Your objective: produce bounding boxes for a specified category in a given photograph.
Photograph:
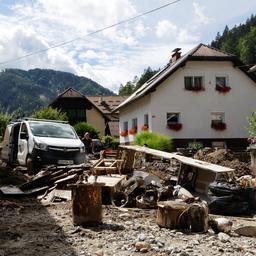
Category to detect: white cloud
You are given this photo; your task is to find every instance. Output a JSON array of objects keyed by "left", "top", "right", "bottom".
[
  {"left": 193, "top": 2, "right": 213, "bottom": 25},
  {"left": 177, "top": 29, "right": 200, "bottom": 43},
  {"left": 155, "top": 20, "right": 177, "bottom": 38}
]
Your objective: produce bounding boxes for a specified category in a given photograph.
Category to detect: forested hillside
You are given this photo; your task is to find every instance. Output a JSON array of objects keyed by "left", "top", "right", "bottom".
[
  {"left": 211, "top": 14, "right": 256, "bottom": 65},
  {"left": 0, "top": 68, "right": 114, "bottom": 115}
]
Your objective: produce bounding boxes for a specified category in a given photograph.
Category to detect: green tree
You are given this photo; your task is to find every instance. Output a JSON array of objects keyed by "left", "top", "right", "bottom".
[
  {"left": 73, "top": 122, "right": 99, "bottom": 139},
  {"left": 248, "top": 112, "right": 256, "bottom": 138},
  {"left": 118, "top": 81, "right": 135, "bottom": 96},
  {"left": 134, "top": 67, "right": 159, "bottom": 91},
  {"left": 31, "top": 107, "right": 68, "bottom": 121},
  {"left": 133, "top": 131, "right": 172, "bottom": 152},
  {"left": 0, "top": 111, "right": 14, "bottom": 140},
  {"left": 118, "top": 66, "right": 159, "bottom": 96},
  {"left": 239, "top": 27, "right": 256, "bottom": 64}
]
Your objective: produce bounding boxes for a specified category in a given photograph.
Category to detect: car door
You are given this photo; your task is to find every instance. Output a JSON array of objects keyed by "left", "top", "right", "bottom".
[
  {"left": 17, "top": 123, "right": 29, "bottom": 166},
  {"left": 1, "top": 124, "right": 13, "bottom": 163}
]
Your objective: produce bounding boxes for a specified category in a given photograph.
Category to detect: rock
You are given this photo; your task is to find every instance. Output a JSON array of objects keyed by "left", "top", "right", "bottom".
[
  {"left": 234, "top": 226, "right": 256, "bottom": 237},
  {"left": 135, "top": 241, "right": 151, "bottom": 252},
  {"left": 137, "top": 233, "right": 146, "bottom": 241},
  {"left": 209, "top": 217, "right": 233, "bottom": 234},
  {"left": 119, "top": 213, "right": 131, "bottom": 218},
  {"left": 218, "top": 232, "right": 230, "bottom": 243}
]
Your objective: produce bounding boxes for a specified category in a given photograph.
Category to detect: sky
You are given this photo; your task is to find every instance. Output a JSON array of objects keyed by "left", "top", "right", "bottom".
[{"left": 0, "top": 0, "right": 256, "bottom": 93}]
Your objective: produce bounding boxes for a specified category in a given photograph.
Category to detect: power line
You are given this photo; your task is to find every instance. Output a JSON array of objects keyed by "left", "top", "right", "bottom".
[{"left": 0, "top": 0, "right": 183, "bottom": 66}]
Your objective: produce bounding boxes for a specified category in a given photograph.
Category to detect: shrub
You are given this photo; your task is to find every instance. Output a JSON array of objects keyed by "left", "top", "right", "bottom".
[
  {"left": 0, "top": 111, "right": 14, "bottom": 140},
  {"left": 73, "top": 122, "right": 99, "bottom": 139},
  {"left": 101, "top": 135, "right": 119, "bottom": 149},
  {"left": 31, "top": 107, "right": 68, "bottom": 121},
  {"left": 133, "top": 131, "right": 172, "bottom": 152}
]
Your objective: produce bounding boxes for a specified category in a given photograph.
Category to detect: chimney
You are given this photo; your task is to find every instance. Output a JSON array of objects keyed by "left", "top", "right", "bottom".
[{"left": 171, "top": 48, "right": 181, "bottom": 63}]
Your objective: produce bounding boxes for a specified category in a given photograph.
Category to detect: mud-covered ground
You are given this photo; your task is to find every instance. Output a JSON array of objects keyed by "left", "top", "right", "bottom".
[{"left": 0, "top": 197, "right": 256, "bottom": 256}]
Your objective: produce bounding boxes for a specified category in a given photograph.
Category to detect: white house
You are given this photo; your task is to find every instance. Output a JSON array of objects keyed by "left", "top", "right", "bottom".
[{"left": 114, "top": 44, "right": 256, "bottom": 150}]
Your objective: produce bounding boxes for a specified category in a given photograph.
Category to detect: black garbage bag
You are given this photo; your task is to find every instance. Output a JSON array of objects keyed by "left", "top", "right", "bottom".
[
  {"left": 209, "top": 181, "right": 247, "bottom": 197},
  {"left": 208, "top": 195, "right": 250, "bottom": 216}
]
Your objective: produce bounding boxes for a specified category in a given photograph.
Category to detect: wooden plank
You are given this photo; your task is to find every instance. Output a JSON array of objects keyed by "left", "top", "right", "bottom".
[{"left": 0, "top": 186, "right": 25, "bottom": 195}]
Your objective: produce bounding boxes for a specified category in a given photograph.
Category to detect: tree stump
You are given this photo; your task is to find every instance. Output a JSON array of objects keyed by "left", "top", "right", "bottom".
[
  {"left": 156, "top": 201, "right": 190, "bottom": 229},
  {"left": 69, "top": 183, "right": 103, "bottom": 226}
]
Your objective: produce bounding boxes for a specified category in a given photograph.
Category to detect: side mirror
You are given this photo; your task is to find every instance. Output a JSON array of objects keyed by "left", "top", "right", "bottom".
[{"left": 20, "top": 132, "right": 28, "bottom": 140}]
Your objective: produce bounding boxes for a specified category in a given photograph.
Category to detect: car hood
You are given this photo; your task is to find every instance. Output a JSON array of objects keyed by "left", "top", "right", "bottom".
[{"left": 34, "top": 137, "right": 83, "bottom": 148}]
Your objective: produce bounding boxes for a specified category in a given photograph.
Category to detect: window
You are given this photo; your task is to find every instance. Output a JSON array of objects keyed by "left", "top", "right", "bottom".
[
  {"left": 167, "top": 113, "right": 182, "bottom": 131},
  {"left": 184, "top": 76, "right": 204, "bottom": 91},
  {"left": 144, "top": 114, "right": 149, "bottom": 126},
  {"left": 167, "top": 113, "right": 180, "bottom": 124},
  {"left": 132, "top": 118, "right": 138, "bottom": 129},
  {"left": 129, "top": 118, "right": 138, "bottom": 135},
  {"left": 215, "top": 76, "right": 231, "bottom": 93},
  {"left": 123, "top": 121, "right": 128, "bottom": 132},
  {"left": 216, "top": 76, "right": 227, "bottom": 88},
  {"left": 211, "top": 112, "right": 224, "bottom": 125},
  {"left": 211, "top": 112, "right": 226, "bottom": 130},
  {"left": 20, "top": 123, "right": 28, "bottom": 139},
  {"left": 120, "top": 121, "right": 128, "bottom": 137}
]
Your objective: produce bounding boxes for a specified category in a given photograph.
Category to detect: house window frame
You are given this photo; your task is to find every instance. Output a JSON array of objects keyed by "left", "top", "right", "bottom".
[
  {"left": 184, "top": 75, "right": 204, "bottom": 91},
  {"left": 211, "top": 112, "right": 226, "bottom": 130},
  {"left": 144, "top": 114, "right": 149, "bottom": 126},
  {"left": 211, "top": 112, "right": 225, "bottom": 125},
  {"left": 167, "top": 112, "right": 182, "bottom": 131},
  {"left": 167, "top": 112, "right": 180, "bottom": 124},
  {"left": 215, "top": 75, "right": 231, "bottom": 93},
  {"left": 123, "top": 121, "right": 128, "bottom": 132}
]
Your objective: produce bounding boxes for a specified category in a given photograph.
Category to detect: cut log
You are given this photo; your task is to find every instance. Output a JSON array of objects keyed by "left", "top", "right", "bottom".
[
  {"left": 68, "top": 183, "right": 103, "bottom": 226},
  {"left": 156, "top": 201, "right": 190, "bottom": 229}
]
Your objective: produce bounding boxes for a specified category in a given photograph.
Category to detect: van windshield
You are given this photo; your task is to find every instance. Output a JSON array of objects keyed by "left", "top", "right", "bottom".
[{"left": 29, "top": 122, "right": 77, "bottom": 139}]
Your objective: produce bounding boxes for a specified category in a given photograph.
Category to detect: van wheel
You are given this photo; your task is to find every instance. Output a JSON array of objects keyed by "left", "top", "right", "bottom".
[{"left": 26, "top": 156, "right": 40, "bottom": 175}]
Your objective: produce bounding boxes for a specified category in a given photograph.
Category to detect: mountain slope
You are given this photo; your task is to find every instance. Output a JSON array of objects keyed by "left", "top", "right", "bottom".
[{"left": 0, "top": 68, "right": 114, "bottom": 115}]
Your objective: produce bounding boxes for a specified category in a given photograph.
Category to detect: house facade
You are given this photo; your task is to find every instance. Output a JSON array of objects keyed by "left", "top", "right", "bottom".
[
  {"left": 50, "top": 88, "right": 127, "bottom": 137},
  {"left": 115, "top": 44, "right": 256, "bottom": 150}
]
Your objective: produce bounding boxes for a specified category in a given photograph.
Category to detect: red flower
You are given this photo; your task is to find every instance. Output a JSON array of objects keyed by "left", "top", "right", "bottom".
[
  {"left": 120, "top": 130, "right": 128, "bottom": 137},
  {"left": 211, "top": 122, "right": 226, "bottom": 130},
  {"left": 129, "top": 127, "right": 137, "bottom": 135},
  {"left": 216, "top": 86, "right": 231, "bottom": 93},
  {"left": 167, "top": 123, "right": 182, "bottom": 131},
  {"left": 141, "top": 124, "right": 149, "bottom": 131}
]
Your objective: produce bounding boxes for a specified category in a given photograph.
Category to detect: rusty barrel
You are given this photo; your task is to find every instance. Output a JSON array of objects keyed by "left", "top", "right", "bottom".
[{"left": 69, "top": 183, "right": 103, "bottom": 226}]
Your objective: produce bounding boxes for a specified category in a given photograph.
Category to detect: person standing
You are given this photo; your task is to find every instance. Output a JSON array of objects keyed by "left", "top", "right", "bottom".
[{"left": 82, "top": 132, "right": 93, "bottom": 154}]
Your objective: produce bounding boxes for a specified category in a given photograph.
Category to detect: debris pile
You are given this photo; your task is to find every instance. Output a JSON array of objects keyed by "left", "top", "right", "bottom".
[{"left": 194, "top": 148, "right": 252, "bottom": 177}]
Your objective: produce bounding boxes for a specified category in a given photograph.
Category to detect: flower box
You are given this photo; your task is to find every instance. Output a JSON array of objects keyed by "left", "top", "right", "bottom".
[
  {"left": 141, "top": 124, "right": 149, "bottom": 131},
  {"left": 186, "top": 86, "right": 204, "bottom": 92},
  {"left": 120, "top": 130, "right": 128, "bottom": 137},
  {"left": 211, "top": 122, "right": 226, "bottom": 130},
  {"left": 129, "top": 127, "right": 137, "bottom": 135},
  {"left": 167, "top": 123, "right": 182, "bottom": 131},
  {"left": 216, "top": 85, "right": 231, "bottom": 93}
]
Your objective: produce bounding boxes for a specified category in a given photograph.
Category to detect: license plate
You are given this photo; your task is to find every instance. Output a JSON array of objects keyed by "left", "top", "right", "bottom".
[{"left": 58, "top": 160, "right": 74, "bottom": 165}]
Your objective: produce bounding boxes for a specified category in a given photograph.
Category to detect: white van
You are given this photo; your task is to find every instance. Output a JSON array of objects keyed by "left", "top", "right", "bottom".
[{"left": 0, "top": 118, "right": 85, "bottom": 174}]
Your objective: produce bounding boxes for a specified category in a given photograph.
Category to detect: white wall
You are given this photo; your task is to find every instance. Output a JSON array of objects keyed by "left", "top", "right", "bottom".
[
  {"left": 119, "top": 95, "right": 151, "bottom": 143},
  {"left": 119, "top": 60, "right": 256, "bottom": 143}
]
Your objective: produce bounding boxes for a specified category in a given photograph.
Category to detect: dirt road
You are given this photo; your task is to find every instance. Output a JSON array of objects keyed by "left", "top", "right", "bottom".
[{"left": 0, "top": 197, "right": 256, "bottom": 256}]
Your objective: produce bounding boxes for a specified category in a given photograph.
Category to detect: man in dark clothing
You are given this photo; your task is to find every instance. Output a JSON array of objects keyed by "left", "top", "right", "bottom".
[{"left": 82, "top": 132, "right": 93, "bottom": 154}]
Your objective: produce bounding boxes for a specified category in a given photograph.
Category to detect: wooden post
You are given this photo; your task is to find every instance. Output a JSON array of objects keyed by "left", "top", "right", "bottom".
[{"left": 69, "top": 183, "right": 103, "bottom": 226}]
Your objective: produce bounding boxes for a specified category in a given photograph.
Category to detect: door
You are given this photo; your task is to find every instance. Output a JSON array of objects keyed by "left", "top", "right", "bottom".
[
  {"left": 1, "top": 124, "right": 13, "bottom": 162},
  {"left": 17, "top": 123, "right": 29, "bottom": 166}
]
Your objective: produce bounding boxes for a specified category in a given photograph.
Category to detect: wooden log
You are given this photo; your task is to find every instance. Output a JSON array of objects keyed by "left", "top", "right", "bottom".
[
  {"left": 69, "top": 183, "right": 103, "bottom": 226},
  {"left": 156, "top": 201, "right": 190, "bottom": 229}
]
